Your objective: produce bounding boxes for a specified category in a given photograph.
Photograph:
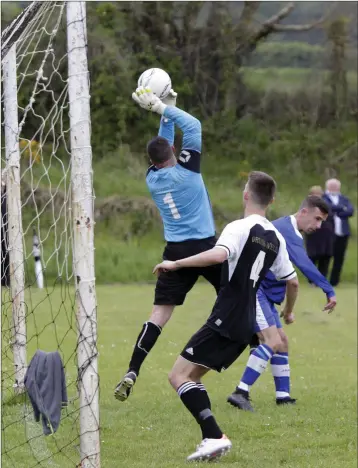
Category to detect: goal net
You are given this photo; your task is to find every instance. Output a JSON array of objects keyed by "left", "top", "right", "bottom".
[{"left": 1, "top": 2, "right": 100, "bottom": 467}]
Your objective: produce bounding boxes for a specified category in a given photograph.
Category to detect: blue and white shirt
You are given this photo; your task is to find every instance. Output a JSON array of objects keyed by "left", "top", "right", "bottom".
[
  {"left": 261, "top": 215, "right": 335, "bottom": 304},
  {"left": 146, "top": 106, "right": 215, "bottom": 242}
]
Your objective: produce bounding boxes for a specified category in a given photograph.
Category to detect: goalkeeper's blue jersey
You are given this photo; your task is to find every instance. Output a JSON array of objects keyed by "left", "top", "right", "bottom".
[{"left": 146, "top": 106, "right": 215, "bottom": 243}]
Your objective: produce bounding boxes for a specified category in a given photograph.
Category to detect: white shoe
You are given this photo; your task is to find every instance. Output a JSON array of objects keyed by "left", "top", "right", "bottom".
[{"left": 187, "top": 435, "right": 232, "bottom": 462}]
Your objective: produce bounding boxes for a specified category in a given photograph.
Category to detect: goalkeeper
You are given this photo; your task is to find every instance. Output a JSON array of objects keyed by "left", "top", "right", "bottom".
[{"left": 115, "top": 87, "right": 222, "bottom": 402}]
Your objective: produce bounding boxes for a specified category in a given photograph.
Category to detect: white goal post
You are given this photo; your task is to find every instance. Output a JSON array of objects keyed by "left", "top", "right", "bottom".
[
  {"left": 3, "top": 44, "right": 27, "bottom": 396},
  {"left": 67, "top": 2, "right": 100, "bottom": 466},
  {"left": 1, "top": 2, "right": 100, "bottom": 467}
]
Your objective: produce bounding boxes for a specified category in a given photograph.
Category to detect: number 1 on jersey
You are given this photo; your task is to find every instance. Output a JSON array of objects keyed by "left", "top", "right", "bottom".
[
  {"left": 250, "top": 250, "right": 266, "bottom": 287},
  {"left": 163, "top": 192, "right": 181, "bottom": 219}
]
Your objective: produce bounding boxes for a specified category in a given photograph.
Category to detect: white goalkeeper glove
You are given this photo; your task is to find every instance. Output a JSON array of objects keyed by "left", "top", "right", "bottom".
[
  {"left": 132, "top": 86, "right": 167, "bottom": 115},
  {"left": 162, "top": 89, "right": 177, "bottom": 107}
]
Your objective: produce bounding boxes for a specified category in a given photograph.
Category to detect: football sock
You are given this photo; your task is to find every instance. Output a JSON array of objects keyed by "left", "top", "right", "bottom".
[
  {"left": 197, "top": 383, "right": 211, "bottom": 410},
  {"left": 128, "top": 321, "right": 162, "bottom": 376},
  {"left": 237, "top": 344, "right": 274, "bottom": 393},
  {"left": 177, "top": 382, "right": 222, "bottom": 439},
  {"left": 270, "top": 352, "right": 291, "bottom": 399}
]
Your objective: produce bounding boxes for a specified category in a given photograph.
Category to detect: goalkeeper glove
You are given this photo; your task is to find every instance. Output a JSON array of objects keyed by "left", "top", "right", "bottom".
[
  {"left": 132, "top": 86, "right": 166, "bottom": 115},
  {"left": 162, "top": 89, "right": 177, "bottom": 107}
]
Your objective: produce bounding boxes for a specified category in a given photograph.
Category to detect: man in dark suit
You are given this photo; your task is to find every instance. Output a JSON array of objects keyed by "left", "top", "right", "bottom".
[
  {"left": 323, "top": 178, "right": 354, "bottom": 286},
  {"left": 306, "top": 186, "right": 334, "bottom": 278}
]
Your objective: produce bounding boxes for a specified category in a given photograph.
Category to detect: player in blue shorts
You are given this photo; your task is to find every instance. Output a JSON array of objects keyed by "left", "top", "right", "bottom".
[
  {"left": 227, "top": 195, "right": 337, "bottom": 411},
  {"left": 115, "top": 87, "right": 222, "bottom": 402}
]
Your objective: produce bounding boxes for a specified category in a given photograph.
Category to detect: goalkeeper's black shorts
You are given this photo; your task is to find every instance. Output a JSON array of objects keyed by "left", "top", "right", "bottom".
[{"left": 154, "top": 236, "right": 222, "bottom": 306}]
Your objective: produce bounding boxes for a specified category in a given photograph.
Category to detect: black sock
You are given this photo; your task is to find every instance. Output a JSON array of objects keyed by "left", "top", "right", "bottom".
[
  {"left": 128, "top": 321, "right": 162, "bottom": 376},
  {"left": 197, "top": 383, "right": 211, "bottom": 410},
  {"left": 177, "top": 382, "right": 223, "bottom": 439}
]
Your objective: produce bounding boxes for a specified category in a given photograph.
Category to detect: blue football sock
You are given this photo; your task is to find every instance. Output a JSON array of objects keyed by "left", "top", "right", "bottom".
[
  {"left": 271, "top": 352, "right": 290, "bottom": 399},
  {"left": 237, "top": 344, "right": 274, "bottom": 393}
]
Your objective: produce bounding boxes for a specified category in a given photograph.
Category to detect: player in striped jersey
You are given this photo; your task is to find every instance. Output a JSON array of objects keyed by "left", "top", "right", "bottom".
[{"left": 153, "top": 171, "right": 298, "bottom": 461}]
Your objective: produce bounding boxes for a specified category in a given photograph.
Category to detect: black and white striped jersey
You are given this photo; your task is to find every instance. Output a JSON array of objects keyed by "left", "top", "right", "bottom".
[{"left": 206, "top": 214, "right": 296, "bottom": 342}]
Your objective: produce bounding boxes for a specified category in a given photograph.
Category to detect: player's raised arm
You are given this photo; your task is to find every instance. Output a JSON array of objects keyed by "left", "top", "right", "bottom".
[
  {"left": 158, "top": 89, "right": 177, "bottom": 146},
  {"left": 132, "top": 86, "right": 202, "bottom": 172},
  {"left": 163, "top": 106, "right": 201, "bottom": 153},
  {"left": 158, "top": 115, "right": 174, "bottom": 147},
  {"left": 162, "top": 105, "right": 202, "bottom": 173}
]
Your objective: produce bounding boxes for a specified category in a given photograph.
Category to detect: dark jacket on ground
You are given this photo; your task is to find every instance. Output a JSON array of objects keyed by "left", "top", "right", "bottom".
[{"left": 24, "top": 350, "right": 68, "bottom": 435}]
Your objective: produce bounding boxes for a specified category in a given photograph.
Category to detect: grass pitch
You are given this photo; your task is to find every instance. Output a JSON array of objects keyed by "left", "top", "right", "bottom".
[{"left": 1, "top": 282, "right": 357, "bottom": 467}]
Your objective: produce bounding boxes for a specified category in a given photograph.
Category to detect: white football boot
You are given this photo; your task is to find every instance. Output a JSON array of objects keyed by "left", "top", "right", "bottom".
[{"left": 187, "top": 435, "right": 232, "bottom": 462}]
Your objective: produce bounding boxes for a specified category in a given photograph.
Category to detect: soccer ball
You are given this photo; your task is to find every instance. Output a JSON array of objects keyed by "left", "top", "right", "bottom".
[{"left": 137, "top": 68, "right": 172, "bottom": 100}]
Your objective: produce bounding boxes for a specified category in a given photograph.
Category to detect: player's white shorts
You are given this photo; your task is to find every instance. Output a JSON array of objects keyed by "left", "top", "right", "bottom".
[{"left": 255, "top": 288, "right": 282, "bottom": 332}]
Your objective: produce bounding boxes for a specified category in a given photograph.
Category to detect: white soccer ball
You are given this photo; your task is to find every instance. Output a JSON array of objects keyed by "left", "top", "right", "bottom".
[{"left": 137, "top": 68, "right": 172, "bottom": 100}]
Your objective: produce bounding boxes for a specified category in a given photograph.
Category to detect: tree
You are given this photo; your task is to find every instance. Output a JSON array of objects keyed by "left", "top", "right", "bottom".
[
  {"left": 2, "top": 1, "right": 340, "bottom": 153},
  {"left": 94, "top": 1, "right": 335, "bottom": 120},
  {"left": 327, "top": 17, "right": 349, "bottom": 119}
]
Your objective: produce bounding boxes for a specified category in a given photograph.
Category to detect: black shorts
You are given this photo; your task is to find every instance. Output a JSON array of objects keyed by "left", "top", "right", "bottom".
[
  {"left": 154, "top": 236, "right": 222, "bottom": 306},
  {"left": 180, "top": 324, "right": 247, "bottom": 372}
]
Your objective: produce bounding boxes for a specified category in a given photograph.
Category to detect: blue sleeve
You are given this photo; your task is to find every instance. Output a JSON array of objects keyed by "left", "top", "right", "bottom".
[
  {"left": 163, "top": 106, "right": 201, "bottom": 153},
  {"left": 287, "top": 236, "right": 336, "bottom": 298},
  {"left": 323, "top": 196, "right": 339, "bottom": 213},
  {"left": 329, "top": 204, "right": 341, "bottom": 213},
  {"left": 337, "top": 198, "right": 354, "bottom": 218},
  {"left": 158, "top": 116, "right": 174, "bottom": 146}
]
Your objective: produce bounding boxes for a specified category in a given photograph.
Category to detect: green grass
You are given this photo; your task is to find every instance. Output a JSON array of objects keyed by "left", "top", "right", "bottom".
[{"left": 2, "top": 283, "right": 357, "bottom": 467}]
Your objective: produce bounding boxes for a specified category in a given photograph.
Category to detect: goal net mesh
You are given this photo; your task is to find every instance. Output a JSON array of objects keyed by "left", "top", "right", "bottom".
[{"left": 1, "top": 2, "right": 99, "bottom": 467}]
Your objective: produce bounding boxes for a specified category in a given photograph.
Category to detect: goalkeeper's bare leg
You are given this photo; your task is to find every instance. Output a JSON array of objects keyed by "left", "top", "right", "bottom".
[{"left": 114, "top": 304, "right": 174, "bottom": 401}]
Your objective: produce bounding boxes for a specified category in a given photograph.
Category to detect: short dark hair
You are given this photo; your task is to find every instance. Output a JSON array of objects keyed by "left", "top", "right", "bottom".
[
  {"left": 300, "top": 195, "right": 329, "bottom": 215},
  {"left": 147, "top": 136, "right": 173, "bottom": 164},
  {"left": 247, "top": 171, "right": 276, "bottom": 207}
]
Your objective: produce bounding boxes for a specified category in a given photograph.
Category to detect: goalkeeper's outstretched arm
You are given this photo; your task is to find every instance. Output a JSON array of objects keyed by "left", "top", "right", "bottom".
[
  {"left": 132, "top": 87, "right": 201, "bottom": 169},
  {"left": 163, "top": 106, "right": 201, "bottom": 154},
  {"left": 158, "top": 116, "right": 175, "bottom": 146},
  {"left": 158, "top": 89, "right": 177, "bottom": 146}
]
